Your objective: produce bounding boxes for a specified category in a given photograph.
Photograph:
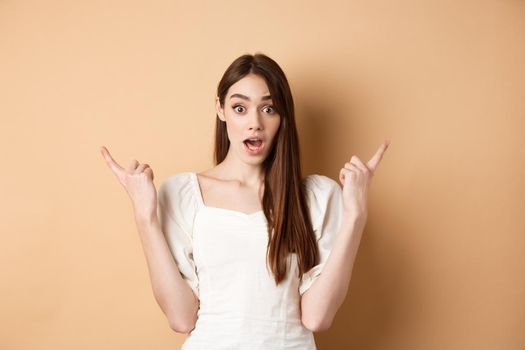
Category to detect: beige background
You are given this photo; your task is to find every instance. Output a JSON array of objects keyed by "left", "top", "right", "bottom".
[{"left": 1, "top": 0, "right": 524, "bottom": 349}]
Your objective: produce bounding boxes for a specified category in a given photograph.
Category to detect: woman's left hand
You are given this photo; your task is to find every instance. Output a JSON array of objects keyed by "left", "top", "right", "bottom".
[{"left": 338, "top": 140, "right": 390, "bottom": 223}]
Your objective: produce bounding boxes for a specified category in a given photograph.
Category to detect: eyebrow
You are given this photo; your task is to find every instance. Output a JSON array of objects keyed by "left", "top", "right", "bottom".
[{"left": 229, "top": 93, "right": 272, "bottom": 102}]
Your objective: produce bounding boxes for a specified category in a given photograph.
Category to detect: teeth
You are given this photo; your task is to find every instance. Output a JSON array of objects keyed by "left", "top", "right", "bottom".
[{"left": 244, "top": 138, "right": 263, "bottom": 151}]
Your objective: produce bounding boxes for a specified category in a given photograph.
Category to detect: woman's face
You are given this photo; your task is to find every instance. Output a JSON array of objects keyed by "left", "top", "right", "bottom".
[{"left": 216, "top": 73, "right": 281, "bottom": 165}]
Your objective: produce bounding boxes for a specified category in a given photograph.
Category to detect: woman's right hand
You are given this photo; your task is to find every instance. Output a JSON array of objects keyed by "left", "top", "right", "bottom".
[{"left": 100, "top": 146, "right": 158, "bottom": 224}]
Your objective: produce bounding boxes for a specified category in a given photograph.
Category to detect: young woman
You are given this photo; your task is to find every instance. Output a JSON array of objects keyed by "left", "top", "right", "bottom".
[{"left": 100, "top": 53, "right": 389, "bottom": 349}]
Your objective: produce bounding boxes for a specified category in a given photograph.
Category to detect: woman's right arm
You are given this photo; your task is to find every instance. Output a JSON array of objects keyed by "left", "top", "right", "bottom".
[
  {"left": 99, "top": 146, "right": 198, "bottom": 334},
  {"left": 135, "top": 216, "right": 199, "bottom": 334}
]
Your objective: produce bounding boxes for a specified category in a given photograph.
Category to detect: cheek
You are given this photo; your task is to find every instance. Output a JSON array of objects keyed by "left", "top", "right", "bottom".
[
  {"left": 269, "top": 118, "right": 281, "bottom": 137},
  {"left": 225, "top": 119, "right": 243, "bottom": 141}
]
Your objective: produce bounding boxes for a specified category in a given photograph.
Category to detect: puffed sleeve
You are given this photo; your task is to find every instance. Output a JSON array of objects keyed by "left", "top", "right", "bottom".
[
  {"left": 156, "top": 172, "right": 200, "bottom": 298},
  {"left": 299, "top": 174, "right": 344, "bottom": 296}
]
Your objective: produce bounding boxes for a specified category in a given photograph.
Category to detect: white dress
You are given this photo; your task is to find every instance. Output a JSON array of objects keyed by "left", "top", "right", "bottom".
[{"left": 156, "top": 172, "right": 344, "bottom": 349}]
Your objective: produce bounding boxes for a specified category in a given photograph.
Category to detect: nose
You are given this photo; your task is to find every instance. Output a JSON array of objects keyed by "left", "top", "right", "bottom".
[{"left": 247, "top": 110, "right": 263, "bottom": 131}]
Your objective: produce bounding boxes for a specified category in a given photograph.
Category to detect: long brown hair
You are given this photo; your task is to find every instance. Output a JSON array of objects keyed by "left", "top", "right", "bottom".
[{"left": 213, "top": 53, "right": 319, "bottom": 286}]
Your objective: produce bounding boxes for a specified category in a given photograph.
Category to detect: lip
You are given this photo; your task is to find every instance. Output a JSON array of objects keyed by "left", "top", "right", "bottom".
[
  {"left": 243, "top": 135, "right": 265, "bottom": 142},
  {"left": 242, "top": 139, "right": 265, "bottom": 155}
]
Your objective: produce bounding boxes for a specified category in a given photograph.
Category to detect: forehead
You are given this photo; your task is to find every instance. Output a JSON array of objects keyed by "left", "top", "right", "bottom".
[{"left": 227, "top": 74, "right": 271, "bottom": 100}]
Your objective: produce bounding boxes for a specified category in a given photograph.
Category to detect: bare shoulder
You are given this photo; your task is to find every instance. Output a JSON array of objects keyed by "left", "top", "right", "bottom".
[{"left": 196, "top": 167, "right": 221, "bottom": 185}]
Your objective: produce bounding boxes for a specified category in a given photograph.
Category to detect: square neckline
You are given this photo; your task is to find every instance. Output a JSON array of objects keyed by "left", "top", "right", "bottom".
[{"left": 190, "top": 172, "right": 265, "bottom": 218}]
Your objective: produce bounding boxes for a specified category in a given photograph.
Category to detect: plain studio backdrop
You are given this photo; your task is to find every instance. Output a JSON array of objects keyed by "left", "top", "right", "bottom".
[{"left": 1, "top": 0, "right": 524, "bottom": 349}]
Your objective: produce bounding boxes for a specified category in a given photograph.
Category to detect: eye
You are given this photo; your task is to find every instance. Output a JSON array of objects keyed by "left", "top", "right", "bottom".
[
  {"left": 232, "top": 104, "right": 245, "bottom": 113},
  {"left": 263, "top": 105, "right": 276, "bottom": 114}
]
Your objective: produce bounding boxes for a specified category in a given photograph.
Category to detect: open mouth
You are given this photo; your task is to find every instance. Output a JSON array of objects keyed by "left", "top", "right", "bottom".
[{"left": 243, "top": 138, "right": 264, "bottom": 153}]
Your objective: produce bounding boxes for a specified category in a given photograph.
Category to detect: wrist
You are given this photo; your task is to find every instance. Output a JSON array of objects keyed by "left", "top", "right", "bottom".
[
  {"left": 134, "top": 212, "right": 159, "bottom": 229},
  {"left": 342, "top": 211, "right": 367, "bottom": 230}
]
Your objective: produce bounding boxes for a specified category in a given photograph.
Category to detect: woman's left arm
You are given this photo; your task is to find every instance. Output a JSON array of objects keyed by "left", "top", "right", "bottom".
[{"left": 301, "top": 140, "right": 390, "bottom": 332}]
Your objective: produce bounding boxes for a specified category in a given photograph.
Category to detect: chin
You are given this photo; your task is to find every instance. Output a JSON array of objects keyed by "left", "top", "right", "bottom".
[{"left": 243, "top": 155, "right": 267, "bottom": 165}]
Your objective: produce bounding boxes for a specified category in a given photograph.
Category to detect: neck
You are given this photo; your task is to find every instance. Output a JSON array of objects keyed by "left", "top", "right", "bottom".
[{"left": 216, "top": 147, "right": 265, "bottom": 187}]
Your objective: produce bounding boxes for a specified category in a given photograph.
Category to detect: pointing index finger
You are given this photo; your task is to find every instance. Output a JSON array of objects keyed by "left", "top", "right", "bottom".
[
  {"left": 367, "top": 140, "right": 390, "bottom": 172},
  {"left": 100, "top": 146, "right": 125, "bottom": 174}
]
